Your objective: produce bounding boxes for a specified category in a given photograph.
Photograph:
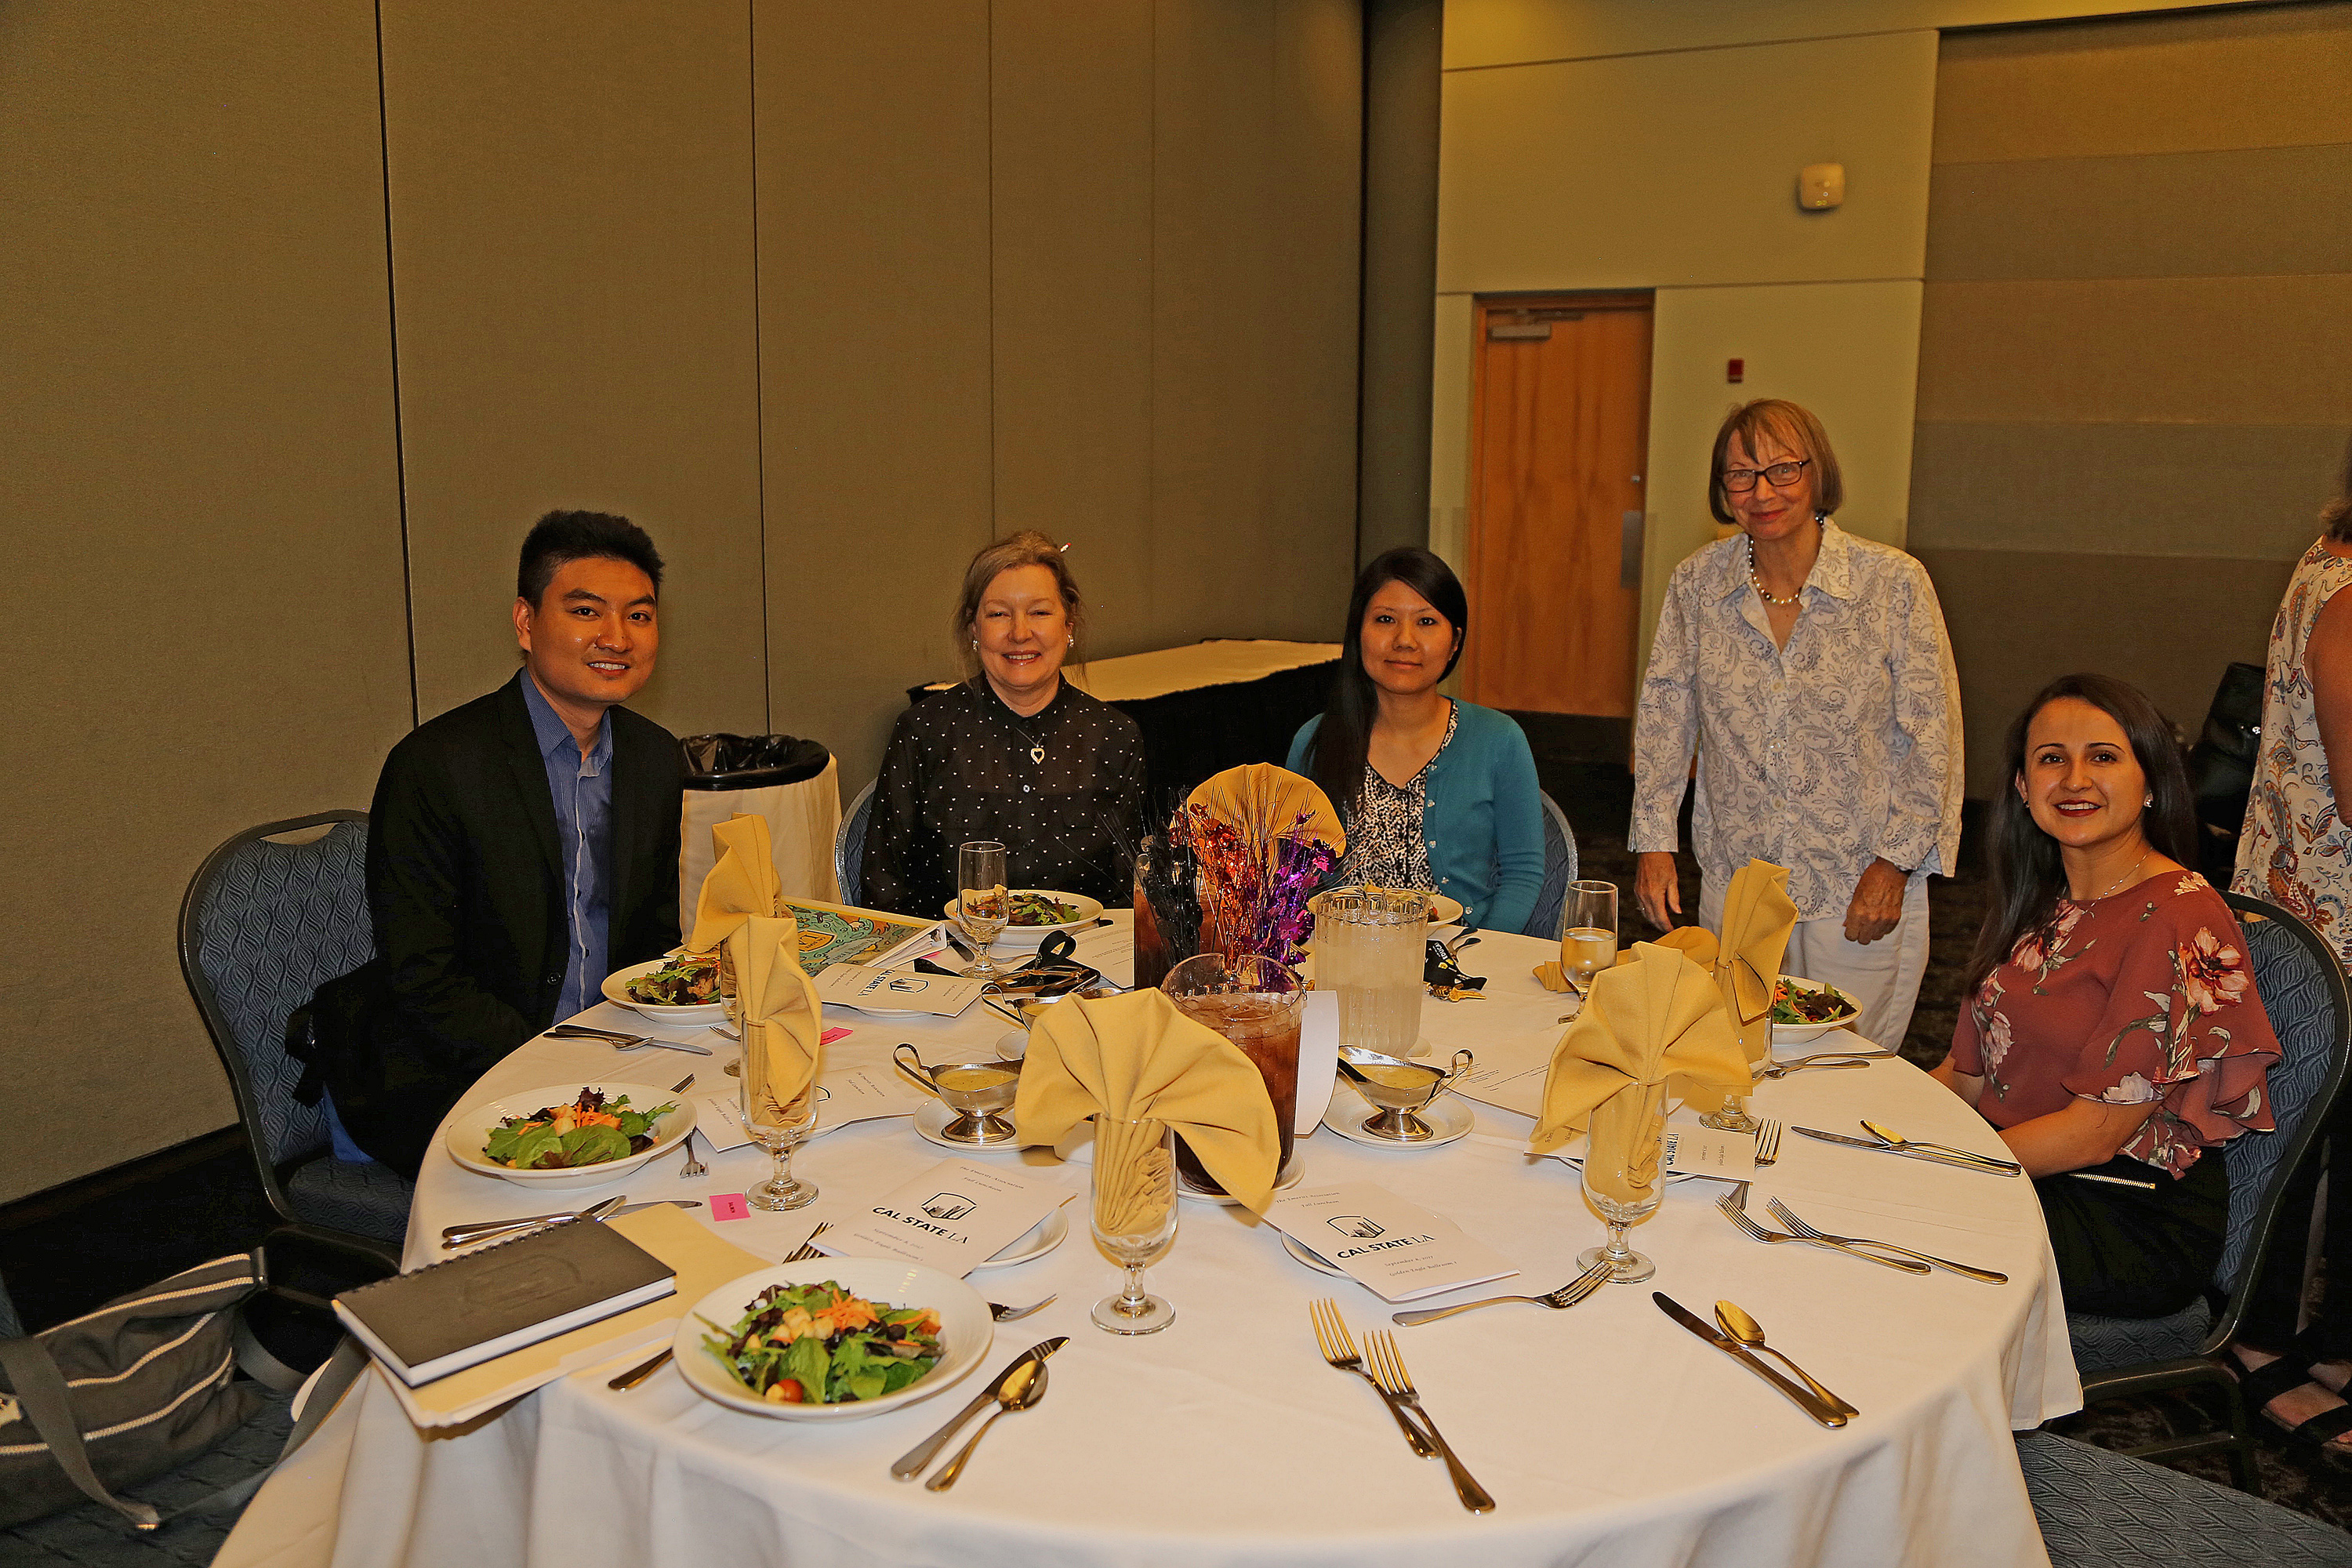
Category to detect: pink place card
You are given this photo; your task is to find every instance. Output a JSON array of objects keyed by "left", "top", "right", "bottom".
[
  {"left": 709, "top": 1192, "right": 750, "bottom": 1221},
  {"left": 822, "top": 1027, "right": 853, "bottom": 1046}
]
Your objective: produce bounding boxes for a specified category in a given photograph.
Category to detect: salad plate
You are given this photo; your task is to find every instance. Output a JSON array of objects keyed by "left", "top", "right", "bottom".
[
  {"left": 603, "top": 956, "right": 728, "bottom": 1026},
  {"left": 969, "top": 1207, "right": 1069, "bottom": 1270},
  {"left": 1279, "top": 1233, "right": 1348, "bottom": 1280},
  {"left": 1319, "top": 1080, "right": 1475, "bottom": 1149},
  {"left": 1769, "top": 975, "right": 1864, "bottom": 1048},
  {"left": 445, "top": 1082, "right": 696, "bottom": 1192},
  {"left": 673, "top": 1258, "right": 991, "bottom": 1422},
  {"left": 940, "top": 889, "right": 1105, "bottom": 950}
]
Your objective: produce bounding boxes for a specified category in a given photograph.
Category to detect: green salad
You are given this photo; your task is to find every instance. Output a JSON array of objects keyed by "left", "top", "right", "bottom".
[
  {"left": 1769, "top": 978, "right": 1857, "bottom": 1025},
  {"left": 700, "top": 1281, "right": 944, "bottom": 1406},
  {"left": 483, "top": 1087, "right": 678, "bottom": 1171},
  {"left": 1007, "top": 891, "right": 1081, "bottom": 927}
]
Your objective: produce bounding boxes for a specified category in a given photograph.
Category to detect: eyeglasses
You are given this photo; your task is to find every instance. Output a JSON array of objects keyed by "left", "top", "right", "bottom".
[{"left": 1722, "top": 458, "right": 1809, "bottom": 493}]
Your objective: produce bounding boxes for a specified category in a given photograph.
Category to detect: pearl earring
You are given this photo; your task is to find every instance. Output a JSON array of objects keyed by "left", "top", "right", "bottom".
[{"left": 2144, "top": 793, "right": 2154, "bottom": 808}]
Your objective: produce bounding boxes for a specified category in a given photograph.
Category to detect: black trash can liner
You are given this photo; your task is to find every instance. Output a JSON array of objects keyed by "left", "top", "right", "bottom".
[{"left": 679, "top": 734, "right": 831, "bottom": 791}]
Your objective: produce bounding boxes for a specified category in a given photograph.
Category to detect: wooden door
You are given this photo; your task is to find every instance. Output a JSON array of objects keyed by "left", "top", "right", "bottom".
[{"left": 1462, "top": 293, "right": 1653, "bottom": 717}]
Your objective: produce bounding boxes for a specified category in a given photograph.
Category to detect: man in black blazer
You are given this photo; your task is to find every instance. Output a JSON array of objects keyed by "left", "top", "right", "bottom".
[{"left": 326, "top": 512, "right": 685, "bottom": 1175}]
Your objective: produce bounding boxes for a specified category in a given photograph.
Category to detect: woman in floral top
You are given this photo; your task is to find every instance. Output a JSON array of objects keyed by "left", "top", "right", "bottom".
[{"left": 1936, "top": 674, "right": 2278, "bottom": 1319}]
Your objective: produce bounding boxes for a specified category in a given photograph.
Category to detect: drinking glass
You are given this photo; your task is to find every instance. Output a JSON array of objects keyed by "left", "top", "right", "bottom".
[
  {"left": 1091, "top": 1116, "right": 1178, "bottom": 1334},
  {"left": 1699, "top": 949, "right": 1762, "bottom": 1132},
  {"left": 1315, "top": 887, "right": 1430, "bottom": 1056},
  {"left": 1559, "top": 881, "right": 1620, "bottom": 993},
  {"left": 957, "top": 841, "right": 1009, "bottom": 982},
  {"left": 1577, "top": 1081, "right": 1667, "bottom": 1283},
  {"left": 1162, "top": 953, "right": 1303, "bottom": 1196},
  {"left": 742, "top": 1081, "right": 818, "bottom": 1210}
]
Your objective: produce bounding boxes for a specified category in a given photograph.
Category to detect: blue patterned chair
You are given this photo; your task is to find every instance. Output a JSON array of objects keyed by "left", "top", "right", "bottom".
[
  {"left": 834, "top": 781, "right": 877, "bottom": 908},
  {"left": 2063, "top": 893, "right": 2352, "bottom": 1491},
  {"left": 178, "top": 813, "right": 409, "bottom": 1280},
  {"left": 1519, "top": 791, "right": 1581, "bottom": 939},
  {"left": 2017, "top": 1430, "right": 2352, "bottom": 1565}
]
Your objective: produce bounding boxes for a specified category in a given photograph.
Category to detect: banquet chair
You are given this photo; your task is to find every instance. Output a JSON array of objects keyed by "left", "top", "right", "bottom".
[
  {"left": 2015, "top": 1430, "right": 2352, "bottom": 1566},
  {"left": 1519, "top": 791, "right": 1581, "bottom": 939},
  {"left": 2063, "top": 893, "right": 2352, "bottom": 1491},
  {"left": 835, "top": 781, "right": 877, "bottom": 906},
  {"left": 180, "top": 812, "right": 409, "bottom": 1287}
]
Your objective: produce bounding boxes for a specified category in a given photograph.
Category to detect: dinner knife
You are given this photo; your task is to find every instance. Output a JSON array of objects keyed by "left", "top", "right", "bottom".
[
  {"left": 441, "top": 1198, "right": 702, "bottom": 1247},
  {"left": 1790, "top": 1126, "right": 2021, "bottom": 1175},
  {"left": 1652, "top": 1293, "right": 1850, "bottom": 1428},
  {"left": 890, "top": 1338, "right": 1069, "bottom": 1480}
]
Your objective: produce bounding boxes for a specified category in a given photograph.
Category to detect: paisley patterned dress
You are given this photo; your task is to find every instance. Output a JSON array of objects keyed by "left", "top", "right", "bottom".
[{"left": 2233, "top": 537, "right": 2352, "bottom": 964}]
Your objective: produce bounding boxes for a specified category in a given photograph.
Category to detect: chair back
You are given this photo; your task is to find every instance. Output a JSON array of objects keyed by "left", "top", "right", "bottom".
[
  {"left": 835, "top": 781, "right": 877, "bottom": 907},
  {"left": 1520, "top": 791, "right": 1581, "bottom": 939},
  {"left": 2212, "top": 892, "right": 2352, "bottom": 1340},
  {"left": 179, "top": 814, "right": 372, "bottom": 1208}
]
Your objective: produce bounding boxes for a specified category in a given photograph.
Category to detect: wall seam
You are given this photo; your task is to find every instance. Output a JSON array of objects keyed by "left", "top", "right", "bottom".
[
  {"left": 373, "top": 0, "right": 418, "bottom": 731},
  {"left": 749, "top": 0, "right": 772, "bottom": 731}
]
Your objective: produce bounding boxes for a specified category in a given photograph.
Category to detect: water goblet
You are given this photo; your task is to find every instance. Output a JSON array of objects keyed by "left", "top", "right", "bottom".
[
  {"left": 1559, "top": 880, "right": 1619, "bottom": 993},
  {"left": 958, "top": 841, "right": 1010, "bottom": 982},
  {"left": 1577, "top": 1081, "right": 1667, "bottom": 1283},
  {"left": 742, "top": 1026, "right": 819, "bottom": 1210},
  {"left": 1091, "top": 1116, "right": 1178, "bottom": 1334}
]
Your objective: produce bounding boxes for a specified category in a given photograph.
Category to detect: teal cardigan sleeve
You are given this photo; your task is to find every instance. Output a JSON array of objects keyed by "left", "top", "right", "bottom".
[
  {"left": 1285, "top": 716, "right": 1320, "bottom": 775},
  {"left": 1430, "top": 706, "right": 1544, "bottom": 935}
]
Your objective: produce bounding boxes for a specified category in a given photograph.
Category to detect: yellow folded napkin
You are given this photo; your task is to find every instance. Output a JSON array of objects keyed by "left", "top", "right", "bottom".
[
  {"left": 732, "top": 913, "right": 822, "bottom": 1122},
  {"left": 1715, "top": 859, "right": 1798, "bottom": 1065},
  {"left": 1185, "top": 762, "right": 1346, "bottom": 857},
  {"left": 686, "top": 814, "right": 782, "bottom": 955},
  {"left": 1530, "top": 944, "right": 1749, "bottom": 1201},
  {"left": 1013, "top": 989, "right": 1281, "bottom": 1213}
]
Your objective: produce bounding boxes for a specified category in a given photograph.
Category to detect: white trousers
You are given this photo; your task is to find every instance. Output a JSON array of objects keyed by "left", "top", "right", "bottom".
[{"left": 1700, "top": 868, "right": 1933, "bottom": 1053}]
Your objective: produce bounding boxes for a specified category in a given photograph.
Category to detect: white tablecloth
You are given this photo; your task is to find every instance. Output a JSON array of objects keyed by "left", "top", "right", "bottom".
[{"left": 223, "top": 923, "right": 2078, "bottom": 1568}]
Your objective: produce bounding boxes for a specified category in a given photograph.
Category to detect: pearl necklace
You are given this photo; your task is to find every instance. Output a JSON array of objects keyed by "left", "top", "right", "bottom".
[{"left": 1746, "top": 536, "right": 1803, "bottom": 607}]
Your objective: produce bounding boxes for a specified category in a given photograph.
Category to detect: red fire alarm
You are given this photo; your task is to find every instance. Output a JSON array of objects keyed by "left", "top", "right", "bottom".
[{"left": 1727, "top": 358, "right": 1745, "bottom": 384}]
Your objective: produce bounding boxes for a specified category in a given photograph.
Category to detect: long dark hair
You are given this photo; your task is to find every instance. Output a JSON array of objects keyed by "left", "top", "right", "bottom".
[
  {"left": 1304, "top": 548, "right": 1468, "bottom": 818},
  {"left": 1962, "top": 673, "right": 2199, "bottom": 998},
  {"left": 2323, "top": 430, "right": 2352, "bottom": 543}
]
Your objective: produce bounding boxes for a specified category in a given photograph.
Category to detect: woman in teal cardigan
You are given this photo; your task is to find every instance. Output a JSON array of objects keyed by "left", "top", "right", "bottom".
[{"left": 1287, "top": 548, "right": 1546, "bottom": 935}]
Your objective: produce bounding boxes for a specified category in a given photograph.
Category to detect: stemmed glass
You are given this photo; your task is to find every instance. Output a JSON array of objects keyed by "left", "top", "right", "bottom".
[
  {"left": 1091, "top": 1116, "right": 1178, "bottom": 1334},
  {"left": 1578, "top": 1081, "right": 1667, "bottom": 1283},
  {"left": 742, "top": 1057, "right": 818, "bottom": 1211},
  {"left": 1559, "top": 881, "right": 1619, "bottom": 994},
  {"left": 957, "top": 841, "right": 1010, "bottom": 983},
  {"left": 1700, "top": 953, "right": 1764, "bottom": 1134}
]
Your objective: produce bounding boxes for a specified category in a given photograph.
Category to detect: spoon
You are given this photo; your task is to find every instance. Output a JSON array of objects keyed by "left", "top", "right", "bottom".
[
  {"left": 1858, "top": 1119, "right": 2023, "bottom": 1175},
  {"left": 1752, "top": 1055, "right": 1875, "bottom": 1080},
  {"left": 1715, "top": 1301, "right": 1857, "bottom": 1418},
  {"left": 924, "top": 1358, "right": 1045, "bottom": 1490}
]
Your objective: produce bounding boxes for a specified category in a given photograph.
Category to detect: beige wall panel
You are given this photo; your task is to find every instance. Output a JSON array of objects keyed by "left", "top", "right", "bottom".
[
  {"left": 0, "top": 2, "right": 405, "bottom": 1200},
  {"left": 1918, "top": 275, "right": 2352, "bottom": 429},
  {"left": 1438, "top": 31, "right": 1936, "bottom": 294},
  {"left": 381, "top": 1, "right": 767, "bottom": 739},
  {"left": 1927, "top": 143, "right": 2352, "bottom": 283},
  {"left": 1428, "top": 292, "right": 1478, "bottom": 575},
  {"left": 1443, "top": 0, "right": 2262, "bottom": 70},
  {"left": 1936, "top": 3, "right": 2352, "bottom": 165},
  {"left": 1149, "top": 0, "right": 1362, "bottom": 654},
  {"left": 757, "top": 3, "right": 994, "bottom": 792},
  {"left": 1909, "top": 420, "right": 2343, "bottom": 559},
  {"left": 1918, "top": 547, "right": 2288, "bottom": 796},
  {"left": 989, "top": 0, "right": 1156, "bottom": 655},
  {"left": 1637, "top": 281, "right": 1923, "bottom": 674}
]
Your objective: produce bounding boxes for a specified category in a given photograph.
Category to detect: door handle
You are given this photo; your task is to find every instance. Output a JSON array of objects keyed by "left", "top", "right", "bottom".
[{"left": 1621, "top": 511, "right": 1645, "bottom": 589}]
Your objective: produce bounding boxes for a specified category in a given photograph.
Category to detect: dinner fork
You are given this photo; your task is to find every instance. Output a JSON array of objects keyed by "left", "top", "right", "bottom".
[
  {"left": 1308, "top": 1298, "right": 1436, "bottom": 1457},
  {"left": 782, "top": 1222, "right": 833, "bottom": 1264},
  {"left": 1363, "top": 1331, "right": 1495, "bottom": 1514},
  {"left": 1714, "top": 1192, "right": 1928, "bottom": 1274},
  {"left": 1752, "top": 1119, "right": 1783, "bottom": 1167},
  {"left": 1765, "top": 1199, "right": 2009, "bottom": 1285},
  {"left": 1391, "top": 1261, "right": 1612, "bottom": 1326}
]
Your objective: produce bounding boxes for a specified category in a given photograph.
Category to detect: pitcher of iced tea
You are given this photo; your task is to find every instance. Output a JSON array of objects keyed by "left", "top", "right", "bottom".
[{"left": 1160, "top": 953, "right": 1302, "bottom": 1197}]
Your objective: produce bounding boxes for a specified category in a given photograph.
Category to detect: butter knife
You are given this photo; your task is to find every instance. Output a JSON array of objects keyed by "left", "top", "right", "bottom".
[
  {"left": 1790, "top": 1126, "right": 2021, "bottom": 1175},
  {"left": 1652, "top": 1293, "right": 1851, "bottom": 1427},
  {"left": 891, "top": 1338, "right": 1068, "bottom": 1480},
  {"left": 441, "top": 1198, "right": 702, "bottom": 1248}
]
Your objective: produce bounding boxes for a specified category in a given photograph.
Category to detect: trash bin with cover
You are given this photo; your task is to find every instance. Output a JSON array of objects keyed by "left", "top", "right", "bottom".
[{"left": 676, "top": 734, "right": 839, "bottom": 935}]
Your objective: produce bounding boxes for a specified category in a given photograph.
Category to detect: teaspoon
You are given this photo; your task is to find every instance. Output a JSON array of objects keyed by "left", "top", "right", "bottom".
[
  {"left": 924, "top": 1358, "right": 1045, "bottom": 1490},
  {"left": 1715, "top": 1301, "right": 1857, "bottom": 1418}
]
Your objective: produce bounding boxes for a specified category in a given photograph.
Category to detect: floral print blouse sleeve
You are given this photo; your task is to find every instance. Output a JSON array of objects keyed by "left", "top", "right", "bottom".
[{"left": 1955, "top": 873, "right": 2280, "bottom": 1178}]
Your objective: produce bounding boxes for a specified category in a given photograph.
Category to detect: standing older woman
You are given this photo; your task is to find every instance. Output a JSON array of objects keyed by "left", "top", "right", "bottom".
[
  {"left": 859, "top": 531, "right": 1146, "bottom": 917},
  {"left": 1935, "top": 674, "right": 2277, "bottom": 1319},
  {"left": 1287, "top": 547, "right": 1545, "bottom": 935},
  {"left": 1631, "top": 399, "right": 1962, "bottom": 1051}
]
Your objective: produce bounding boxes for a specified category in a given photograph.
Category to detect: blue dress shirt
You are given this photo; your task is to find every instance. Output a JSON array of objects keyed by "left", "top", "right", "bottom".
[{"left": 519, "top": 670, "right": 615, "bottom": 1022}]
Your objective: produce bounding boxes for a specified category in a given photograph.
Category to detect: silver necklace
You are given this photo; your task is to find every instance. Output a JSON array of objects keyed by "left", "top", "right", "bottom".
[
  {"left": 2088, "top": 852, "right": 2149, "bottom": 902},
  {"left": 987, "top": 690, "right": 1049, "bottom": 765},
  {"left": 1746, "top": 537, "right": 1803, "bottom": 607}
]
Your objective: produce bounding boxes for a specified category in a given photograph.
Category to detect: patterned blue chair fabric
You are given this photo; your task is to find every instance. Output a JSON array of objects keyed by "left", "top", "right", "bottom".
[
  {"left": 1520, "top": 791, "right": 1581, "bottom": 940},
  {"left": 835, "top": 781, "right": 877, "bottom": 909},
  {"left": 180, "top": 815, "right": 409, "bottom": 1250},
  {"left": 2016, "top": 1431, "right": 2352, "bottom": 1566}
]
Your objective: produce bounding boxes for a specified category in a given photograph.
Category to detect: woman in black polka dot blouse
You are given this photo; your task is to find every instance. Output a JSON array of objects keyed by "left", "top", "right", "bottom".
[{"left": 859, "top": 532, "right": 1148, "bottom": 917}]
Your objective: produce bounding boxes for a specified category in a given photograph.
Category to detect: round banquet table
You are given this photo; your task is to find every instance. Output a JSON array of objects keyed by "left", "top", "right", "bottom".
[{"left": 234, "top": 920, "right": 2082, "bottom": 1568}]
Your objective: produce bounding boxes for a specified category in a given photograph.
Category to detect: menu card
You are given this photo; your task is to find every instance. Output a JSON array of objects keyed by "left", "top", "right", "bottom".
[
  {"left": 1264, "top": 1181, "right": 1517, "bottom": 1302},
  {"left": 1449, "top": 1025, "right": 1561, "bottom": 1118},
  {"left": 826, "top": 1158, "right": 1073, "bottom": 1276},
  {"left": 812, "top": 964, "right": 987, "bottom": 1017},
  {"left": 1535, "top": 1120, "right": 1758, "bottom": 1179},
  {"left": 694, "top": 1064, "right": 933, "bottom": 1151}
]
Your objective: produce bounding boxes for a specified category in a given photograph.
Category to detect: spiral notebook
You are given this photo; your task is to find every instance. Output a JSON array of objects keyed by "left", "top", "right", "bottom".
[{"left": 332, "top": 1219, "right": 676, "bottom": 1388}]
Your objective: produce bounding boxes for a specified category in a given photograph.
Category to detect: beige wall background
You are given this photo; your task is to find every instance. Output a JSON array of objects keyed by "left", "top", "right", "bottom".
[{"left": 0, "top": 1, "right": 1362, "bottom": 1203}]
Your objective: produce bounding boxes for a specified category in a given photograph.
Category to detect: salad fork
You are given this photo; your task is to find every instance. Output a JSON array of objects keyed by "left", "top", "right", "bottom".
[
  {"left": 1765, "top": 1198, "right": 2009, "bottom": 1285},
  {"left": 1752, "top": 1119, "right": 1783, "bottom": 1167},
  {"left": 1363, "top": 1332, "right": 1494, "bottom": 1513},
  {"left": 1391, "top": 1261, "right": 1611, "bottom": 1326},
  {"left": 1308, "top": 1298, "right": 1436, "bottom": 1458},
  {"left": 782, "top": 1221, "right": 833, "bottom": 1264},
  {"left": 1715, "top": 1192, "right": 1927, "bottom": 1274}
]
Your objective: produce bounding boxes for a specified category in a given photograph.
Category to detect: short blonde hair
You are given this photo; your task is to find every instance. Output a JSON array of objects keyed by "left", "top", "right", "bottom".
[
  {"left": 953, "top": 530, "right": 1084, "bottom": 678},
  {"left": 1708, "top": 399, "right": 1843, "bottom": 526}
]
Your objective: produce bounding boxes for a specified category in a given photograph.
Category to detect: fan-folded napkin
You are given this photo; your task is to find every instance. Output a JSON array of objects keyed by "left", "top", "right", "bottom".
[
  {"left": 1530, "top": 945, "right": 1748, "bottom": 1200},
  {"left": 1014, "top": 989, "right": 1281, "bottom": 1213},
  {"left": 1714, "top": 860, "right": 1798, "bottom": 1065},
  {"left": 686, "top": 814, "right": 782, "bottom": 954},
  {"left": 733, "top": 914, "right": 822, "bottom": 1120}
]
